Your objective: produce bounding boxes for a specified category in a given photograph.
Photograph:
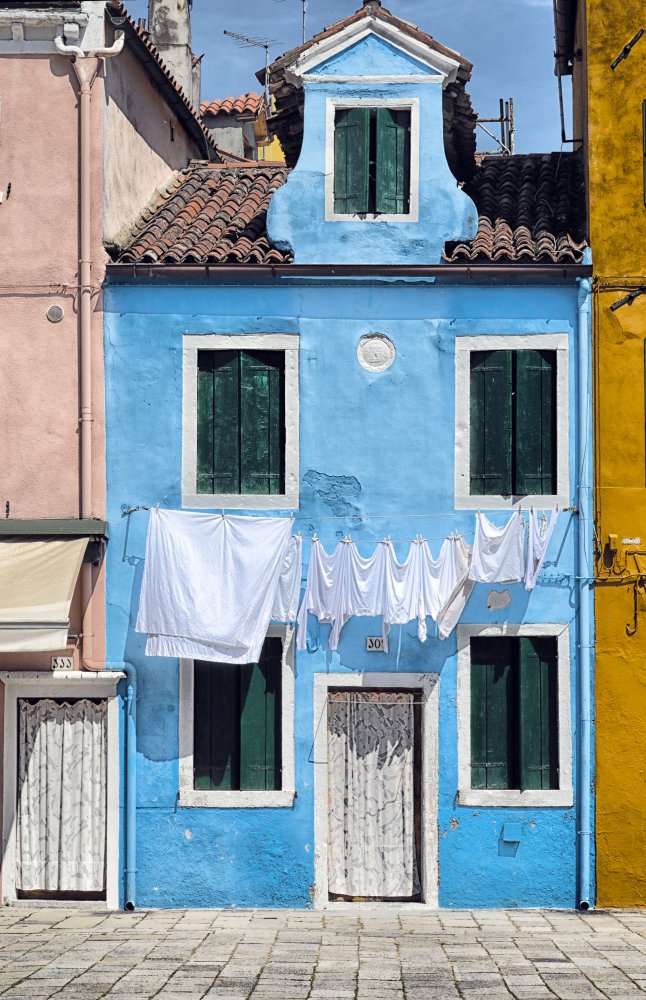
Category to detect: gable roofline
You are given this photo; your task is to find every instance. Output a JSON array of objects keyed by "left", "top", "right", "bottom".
[
  {"left": 281, "top": 16, "right": 462, "bottom": 85},
  {"left": 259, "top": 3, "right": 471, "bottom": 85},
  {"left": 258, "top": 2, "right": 476, "bottom": 178},
  {"left": 106, "top": 1, "right": 217, "bottom": 159}
]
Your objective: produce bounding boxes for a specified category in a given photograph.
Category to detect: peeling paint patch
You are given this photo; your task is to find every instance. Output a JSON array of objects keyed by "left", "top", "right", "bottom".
[
  {"left": 449, "top": 817, "right": 459, "bottom": 831},
  {"left": 487, "top": 588, "right": 512, "bottom": 611},
  {"left": 303, "top": 469, "right": 361, "bottom": 516},
  {"left": 184, "top": 829, "right": 192, "bottom": 841}
]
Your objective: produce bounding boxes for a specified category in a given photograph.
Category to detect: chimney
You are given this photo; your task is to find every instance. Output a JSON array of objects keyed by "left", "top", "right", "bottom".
[{"left": 148, "top": 0, "right": 194, "bottom": 101}]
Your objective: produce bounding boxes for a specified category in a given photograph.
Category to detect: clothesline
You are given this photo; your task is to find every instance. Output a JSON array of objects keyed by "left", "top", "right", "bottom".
[{"left": 122, "top": 504, "right": 577, "bottom": 519}]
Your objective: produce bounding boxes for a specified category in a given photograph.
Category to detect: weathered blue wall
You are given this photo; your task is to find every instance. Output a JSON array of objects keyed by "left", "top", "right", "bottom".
[
  {"left": 104, "top": 278, "right": 582, "bottom": 909},
  {"left": 267, "top": 35, "right": 477, "bottom": 264}
]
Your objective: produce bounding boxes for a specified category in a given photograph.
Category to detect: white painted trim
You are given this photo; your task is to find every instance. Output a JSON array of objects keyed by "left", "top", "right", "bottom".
[
  {"left": 305, "top": 75, "right": 443, "bottom": 84},
  {"left": 325, "top": 98, "right": 420, "bottom": 224},
  {"left": 456, "top": 623, "right": 573, "bottom": 808},
  {"left": 313, "top": 671, "right": 439, "bottom": 908},
  {"left": 1, "top": 673, "right": 122, "bottom": 909},
  {"left": 292, "top": 18, "right": 460, "bottom": 85},
  {"left": 454, "top": 333, "right": 570, "bottom": 510},
  {"left": 178, "top": 625, "right": 296, "bottom": 808},
  {"left": 182, "top": 333, "right": 300, "bottom": 510}
]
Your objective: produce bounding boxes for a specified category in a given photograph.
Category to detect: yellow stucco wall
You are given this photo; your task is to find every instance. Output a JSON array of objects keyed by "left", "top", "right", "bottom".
[{"left": 586, "top": 0, "right": 646, "bottom": 906}]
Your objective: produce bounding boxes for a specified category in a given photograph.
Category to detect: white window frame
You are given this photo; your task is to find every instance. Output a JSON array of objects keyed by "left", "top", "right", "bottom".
[
  {"left": 313, "top": 671, "right": 439, "bottom": 908},
  {"left": 178, "top": 625, "right": 296, "bottom": 808},
  {"left": 456, "top": 623, "right": 573, "bottom": 808},
  {"left": 0, "top": 671, "right": 122, "bottom": 909},
  {"left": 454, "top": 333, "right": 569, "bottom": 510},
  {"left": 325, "top": 97, "right": 420, "bottom": 223},
  {"left": 182, "top": 333, "right": 299, "bottom": 510}
]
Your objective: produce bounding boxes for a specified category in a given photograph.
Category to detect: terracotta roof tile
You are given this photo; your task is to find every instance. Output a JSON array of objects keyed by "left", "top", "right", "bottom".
[
  {"left": 444, "top": 152, "right": 588, "bottom": 264},
  {"left": 116, "top": 164, "right": 292, "bottom": 265},
  {"left": 200, "top": 92, "right": 266, "bottom": 118}
]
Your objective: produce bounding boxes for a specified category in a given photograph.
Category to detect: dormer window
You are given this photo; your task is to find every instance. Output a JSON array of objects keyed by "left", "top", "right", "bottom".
[
  {"left": 325, "top": 99, "right": 419, "bottom": 222},
  {"left": 334, "top": 107, "right": 410, "bottom": 215}
]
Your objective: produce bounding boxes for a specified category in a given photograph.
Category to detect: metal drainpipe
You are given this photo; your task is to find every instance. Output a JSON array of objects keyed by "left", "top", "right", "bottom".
[
  {"left": 54, "top": 29, "right": 134, "bottom": 910},
  {"left": 577, "top": 276, "right": 593, "bottom": 910}
]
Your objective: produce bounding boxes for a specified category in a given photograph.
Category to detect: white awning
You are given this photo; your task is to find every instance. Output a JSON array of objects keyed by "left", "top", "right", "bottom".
[{"left": 0, "top": 538, "right": 87, "bottom": 652}]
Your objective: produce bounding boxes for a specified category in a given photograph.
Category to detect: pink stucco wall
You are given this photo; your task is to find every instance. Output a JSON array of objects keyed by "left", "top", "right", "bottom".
[{"left": 0, "top": 53, "right": 107, "bottom": 672}]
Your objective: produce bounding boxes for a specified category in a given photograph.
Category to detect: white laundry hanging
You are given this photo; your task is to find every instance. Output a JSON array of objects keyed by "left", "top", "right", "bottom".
[
  {"left": 436, "top": 536, "right": 475, "bottom": 640},
  {"left": 296, "top": 534, "right": 473, "bottom": 650},
  {"left": 469, "top": 511, "right": 525, "bottom": 584},
  {"left": 136, "top": 509, "right": 293, "bottom": 664},
  {"left": 271, "top": 534, "right": 303, "bottom": 621},
  {"left": 525, "top": 509, "right": 559, "bottom": 590}
]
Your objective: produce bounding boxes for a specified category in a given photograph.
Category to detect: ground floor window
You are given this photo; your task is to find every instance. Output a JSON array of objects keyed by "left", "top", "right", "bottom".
[
  {"left": 470, "top": 636, "right": 558, "bottom": 791},
  {"left": 193, "top": 636, "right": 282, "bottom": 792},
  {"left": 457, "top": 624, "right": 573, "bottom": 807},
  {"left": 179, "top": 626, "right": 296, "bottom": 808}
]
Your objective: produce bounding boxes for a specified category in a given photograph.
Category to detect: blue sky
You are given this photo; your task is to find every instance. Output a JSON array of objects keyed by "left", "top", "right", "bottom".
[{"left": 126, "top": 0, "right": 571, "bottom": 154}]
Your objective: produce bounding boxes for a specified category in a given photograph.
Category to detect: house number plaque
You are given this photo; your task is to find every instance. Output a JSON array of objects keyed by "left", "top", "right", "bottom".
[{"left": 366, "top": 636, "right": 386, "bottom": 652}]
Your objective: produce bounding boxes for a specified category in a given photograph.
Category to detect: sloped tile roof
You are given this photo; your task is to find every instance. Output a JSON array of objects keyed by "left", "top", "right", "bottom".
[
  {"left": 116, "top": 164, "right": 291, "bottom": 265},
  {"left": 114, "top": 152, "right": 587, "bottom": 267},
  {"left": 200, "top": 93, "right": 266, "bottom": 118},
  {"left": 444, "top": 153, "right": 588, "bottom": 263}
]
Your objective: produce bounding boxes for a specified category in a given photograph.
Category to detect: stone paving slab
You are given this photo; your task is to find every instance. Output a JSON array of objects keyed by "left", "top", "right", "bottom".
[{"left": 0, "top": 909, "right": 645, "bottom": 999}]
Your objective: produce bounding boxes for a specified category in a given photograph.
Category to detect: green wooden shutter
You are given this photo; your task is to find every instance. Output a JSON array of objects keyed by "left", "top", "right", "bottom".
[
  {"left": 197, "top": 350, "right": 240, "bottom": 495},
  {"left": 515, "top": 350, "right": 557, "bottom": 495},
  {"left": 193, "top": 661, "right": 239, "bottom": 790},
  {"left": 239, "top": 637, "right": 282, "bottom": 791},
  {"left": 470, "top": 637, "right": 515, "bottom": 789},
  {"left": 334, "top": 107, "right": 370, "bottom": 214},
  {"left": 519, "top": 637, "right": 558, "bottom": 790},
  {"left": 375, "top": 108, "right": 410, "bottom": 215},
  {"left": 239, "top": 351, "right": 284, "bottom": 495},
  {"left": 470, "top": 351, "right": 513, "bottom": 495}
]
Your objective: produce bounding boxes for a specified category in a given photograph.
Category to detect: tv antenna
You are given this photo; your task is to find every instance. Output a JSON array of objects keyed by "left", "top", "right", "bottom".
[
  {"left": 476, "top": 98, "right": 515, "bottom": 155},
  {"left": 223, "top": 29, "right": 279, "bottom": 103},
  {"left": 274, "top": 0, "right": 308, "bottom": 44}
]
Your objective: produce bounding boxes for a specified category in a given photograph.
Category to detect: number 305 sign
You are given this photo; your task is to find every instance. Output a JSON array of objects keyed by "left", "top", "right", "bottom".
[{"left": 366, "top": 636, "right": 385, "bottom": 652}]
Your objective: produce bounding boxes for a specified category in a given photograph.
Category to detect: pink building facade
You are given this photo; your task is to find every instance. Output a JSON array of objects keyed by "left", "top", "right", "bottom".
[{"left": 0, "top": 0, "right": 210, "bottom": 907}]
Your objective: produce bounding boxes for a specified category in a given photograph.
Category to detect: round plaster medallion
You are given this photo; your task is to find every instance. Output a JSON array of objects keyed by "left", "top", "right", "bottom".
[
  {"left": 46, "top": 304, "right": 64, "bottom": 324},
  {"left": 357, "top": 334, "right": 395, "bottom": 372}
]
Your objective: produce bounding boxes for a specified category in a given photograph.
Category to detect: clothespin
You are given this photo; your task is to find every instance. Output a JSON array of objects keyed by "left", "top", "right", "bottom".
[
  {"left": 289, "top": 511, "right": 294, "bottom": 522},
  {"left": 312, "top": 532, "right": 319, "bottom": 541}
]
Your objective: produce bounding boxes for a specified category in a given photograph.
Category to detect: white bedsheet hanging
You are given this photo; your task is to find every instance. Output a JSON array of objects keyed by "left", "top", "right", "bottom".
[
  {"left": 525, "top": 509, "right": 559, "bottom": 590},
  {"left": 136, "top": 509, "right": 293, "bottom": 664},
  {"left": 469, "top": 511, "right": 525, "bottom": 584}
]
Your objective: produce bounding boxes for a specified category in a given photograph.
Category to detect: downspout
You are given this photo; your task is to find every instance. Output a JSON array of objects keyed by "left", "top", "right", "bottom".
[
  {"left": 577, "top": 275, "right": 593, "bottom": 910},
  {"left": 54, "top": 30, "right": 135, "bottom": 910}
]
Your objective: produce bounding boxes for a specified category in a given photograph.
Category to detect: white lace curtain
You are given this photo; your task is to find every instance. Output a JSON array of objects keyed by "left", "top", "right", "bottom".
[
  {"left": 17, "top": 698, "right": 107, "bottom": 893},
  {"left": 327, "top": 691, "right": 420, "bottom": 899}
]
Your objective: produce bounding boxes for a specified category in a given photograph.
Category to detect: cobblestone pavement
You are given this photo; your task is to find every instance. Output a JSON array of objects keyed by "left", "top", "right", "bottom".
[{"left": 0, "top": 907, "right": 645, "bottom": 1000}]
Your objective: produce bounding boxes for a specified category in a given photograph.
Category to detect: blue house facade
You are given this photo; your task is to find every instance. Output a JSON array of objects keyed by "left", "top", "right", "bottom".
[{"left": 104, "top": 1, "right": 593, "bottom": 909}]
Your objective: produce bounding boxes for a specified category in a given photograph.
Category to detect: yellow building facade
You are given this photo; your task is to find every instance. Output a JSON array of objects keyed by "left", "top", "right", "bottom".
[{"left": 558, "top": 0, "right": 646, "bottom": 905}]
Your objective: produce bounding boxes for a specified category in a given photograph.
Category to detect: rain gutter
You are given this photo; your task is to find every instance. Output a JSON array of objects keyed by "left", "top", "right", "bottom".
[
  {"left": 576, "top": 276, "right": 594, "bottom": 910},
  {"left": 106, "top": 262, "right": 593, "bottom": 282}
]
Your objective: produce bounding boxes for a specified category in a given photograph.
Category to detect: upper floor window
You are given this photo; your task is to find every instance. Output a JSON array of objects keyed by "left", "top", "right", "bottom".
[
  {"left": 454, "top": 334, "right": 568, "bottom": 509},
  {"left": 182, "top": 334, "right": 299, "bottom": 510},
  {"left": 197, "top": 349, "right": 284, "bottom": 497},
  {"left": 470, "top": 349, "right": 556, "bottom": 496},
  {"left": 334, "top": 107, "right": 411, "bottom": 216}
]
